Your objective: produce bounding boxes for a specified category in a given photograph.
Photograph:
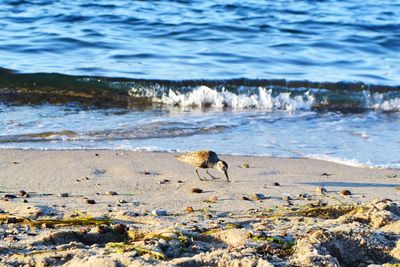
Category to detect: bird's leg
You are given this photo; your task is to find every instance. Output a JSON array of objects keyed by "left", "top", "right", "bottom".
[
  {"left": 206, "top": 169, "right": 218, "bottom": 180},
  {"left": 195, "top": 168, "right": 205, "bottom": 181}
]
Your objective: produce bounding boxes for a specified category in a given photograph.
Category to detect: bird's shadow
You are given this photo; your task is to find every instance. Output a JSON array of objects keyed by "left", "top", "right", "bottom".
[{"left": 299, "top": 182, "right": 399, "bottom": 188}]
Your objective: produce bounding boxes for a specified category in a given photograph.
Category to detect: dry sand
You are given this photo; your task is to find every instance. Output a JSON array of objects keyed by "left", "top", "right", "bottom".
[{"left": 0, "top": 149, "right": 399, "bottom": 266}]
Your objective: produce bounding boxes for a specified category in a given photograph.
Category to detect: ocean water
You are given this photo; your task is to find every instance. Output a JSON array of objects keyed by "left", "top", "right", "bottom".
[{"left": 0, "top": 0, "right": 399, "bottom": 168}]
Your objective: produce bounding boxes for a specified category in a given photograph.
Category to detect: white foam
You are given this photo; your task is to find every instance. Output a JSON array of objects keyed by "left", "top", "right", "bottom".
[{"left": 146, "top": 86, "right": 315, "bottom": 110}]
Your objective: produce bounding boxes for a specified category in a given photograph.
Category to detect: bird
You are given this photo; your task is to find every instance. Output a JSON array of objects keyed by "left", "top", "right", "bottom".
[{"left": 175, "top": 150, "right": 230, "bottom": 182}]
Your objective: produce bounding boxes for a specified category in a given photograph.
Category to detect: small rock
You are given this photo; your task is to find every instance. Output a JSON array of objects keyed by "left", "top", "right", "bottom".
[
  {"left": 315, "top": 187, "right": 327, "bottom": 195},
  {"left": 95, "top": 153, "right": 99, "bottom": 157},
  {"left": 106, "top": 191, "right": 118, "bottom": 196},
  {"left": 113, "top": 224, "right": 127, "bottom": 234},
  {"left": 191, "top": 188, "right": 203, "bottom": 193},
  {"left": 6, "top": 217, "right": 17, "bottom": 224},
  {"left": 253, "top": 193, "right": 266, "bottom": 200},
  {"left": 321, "top": 172, "right": 332, "bottom": 177},
  {"left": 185, "top": 206, "right": 194, "bottom": 213},
  {"left": 41, "top": 223, "right": 54, "bottom": 229},
  {"left": 4, "top": 235, "right": 18, "bottom": 242},
  {"left": 17, "top": 190, "right": 27, "bottom": 197},
  {"left": 340, "top": 190, "right": 352, "bottom": 196},
  {"left": 204, "top": 214, "right": 213, "bottom": 219},
  {"left": 282, "top": 195, "right": 292, "bottom": 201},
  {"left": 240, "top": 163, "right": 250, "bottom": 168},
  {"left": 157, "top": 179, "right": 170, "bottom": 185},
  {"left": 86, "top": 199, "right": 96, "bottom": 205},
  {"left": 152, "top": 209, "right": 167, "bottom": 216},
  {"left": 177, "top": 180, "right": 183, "bottom": 183},
  {"left": 25, "top": 193, "right": 30, "bottom": 198},
  {"left": 209, "top": 195, "right": 218, "bottom": 202},
  {"left": 58, "top": 193, "right": 69, "bottom": 197},
  {"left": 23, "top": 199, "right": 28, "bottom": 203},
  {"left": 118, "top": 199, "right": 127, "bottom": 204},
  {"left": 95, "top": 225, "right": 110, "bottom": 234},
  {"left": 4, "top": 194, "right": 17, "bottom": 199},
  {"left": 273, "top": 182, "right": 280, "bottom": 186},
  {"left": 242, "top": 196, "right": 251, "bottom": 201},
  {"left": 12, "top": 161, "right": 19, "bottom": 164}
]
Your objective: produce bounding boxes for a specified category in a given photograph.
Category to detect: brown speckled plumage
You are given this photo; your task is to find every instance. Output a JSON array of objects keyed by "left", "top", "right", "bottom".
[{"left": 176, "top": 150, "right": 230, "bottom": 181}]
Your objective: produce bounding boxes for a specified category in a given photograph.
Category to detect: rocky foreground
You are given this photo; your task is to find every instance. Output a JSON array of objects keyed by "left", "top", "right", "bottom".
[{"left": 0, "top": 196, "right": 399, "bottom": 267}]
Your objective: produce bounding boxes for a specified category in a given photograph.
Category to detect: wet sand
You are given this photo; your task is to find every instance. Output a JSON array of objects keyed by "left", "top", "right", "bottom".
[{"left": 0, "top": 149, "right": 399, "bottom": 266}]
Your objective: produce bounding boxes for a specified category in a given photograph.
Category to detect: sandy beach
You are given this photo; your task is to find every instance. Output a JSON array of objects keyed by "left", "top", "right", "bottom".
[{"left": 0, "top": 149, "right": 399, "bottom": 266}]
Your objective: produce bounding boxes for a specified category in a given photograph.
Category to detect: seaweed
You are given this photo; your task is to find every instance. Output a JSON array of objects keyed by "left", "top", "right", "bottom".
[{"left": 105, "top": 242, "right": 165, "bottom": 260}]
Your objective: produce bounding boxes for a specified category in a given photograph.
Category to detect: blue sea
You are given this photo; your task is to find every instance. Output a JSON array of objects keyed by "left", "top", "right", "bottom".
[{"left": 0, "top": 0, "right": 399, "bottom": 168}]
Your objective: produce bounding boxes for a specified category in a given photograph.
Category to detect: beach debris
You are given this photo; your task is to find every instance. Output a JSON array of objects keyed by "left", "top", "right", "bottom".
[
  {"left": 17, "top": 190, "right": 27, "bottom": 197},
  {"left": 340, "top": 190, "right": 352, "bottom": 196},
  {"left": 177, "top": 180, "right": 183, "bottom": 183},
  {"left": 106, "top": 191, "right": 118, "bottom": 196},
  {"left": 118, "top": 199, "right": 127, "bottom": 204},
  {"left": 93, "top": 168, "right": 106, "bottom": 176},
  {"left": 191, "top": 188, "right": 203, "bottom": 193},
  {"left": 252, "top": 193, "right": 267, "bottom": 200},
  {"left": 152, "top": 209, "right": 167, "bottom": 216},
  {"left": 242, "top": 196, "right": 252, "bottom": 201},
  {"left": 185, "top": 206, "right": 194, "bottom": 213},
  {"left": 240, "top": 163, "right": 250, "bottom": 168},
  {"left": 386, "top": 174, "right": 398, "bottom": 178},
  {"left": 282, "top": 195, "right": 292, "bottom": 201},
  {"left": 106, "top": 242, "right": 165, "bottom": 260},
  {"left": 95, "top": 153, "right": 99, "bottom": 156},
  {"left": 273, "top": 182, "right": 280, "bottom": 186},
  {"left": 23, "top": 199, "right": 28, "bottom": 203},
  {"left": 12, "top": 161, "right": 19, "bottom": 164},
  {"left": 321, "top": 172, "right": 332, "bottom": 177},
  {"left": 209, "top": 195, "right": 218, "bottom": 202},
  {"left": 4, "top": 235, "right": 18, "bottom": 242},
  {"left": 315, "top": 187, "right": 327, "bottom": 195},
  {"left": 58, "top": 193, "right": 69, "bottom": 197},
  {"left": 158, "top": 179, "right": 170, "bottom": 184},
  {"left": 4, "top": 194, "right": 17, "bottom": 199},
  {"left": 86, "top": 199, "right": 96, "bottom": 205}
]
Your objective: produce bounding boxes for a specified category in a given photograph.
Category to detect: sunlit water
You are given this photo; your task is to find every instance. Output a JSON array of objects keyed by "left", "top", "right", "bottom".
[{"left": 0, "top": 0, "right": 399, "bottom": 168}]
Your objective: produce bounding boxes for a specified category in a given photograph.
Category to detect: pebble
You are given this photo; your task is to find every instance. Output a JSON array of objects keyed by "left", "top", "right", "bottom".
[
  {"left": 253, "top": 193, "right": 266, "bottom": 200},
  {"left": 204, "top": 214, "right": 213, "bottom": 219},
  {"left": 118, "top": 199, "right": 127, "bottom": 204},
  {"left": 58, "top": 193, "right": 69, "bottom": 197},
  {"left": 340, "top": 190, "right": 352, "bottom": 196},
  {"left": 152, "top": 209, "right": 167, "bottom": 216},
  {"left": 4, "top": 194, "right": 17, "bottom": 199},
  {"left": 240, "top": 163, "right": 250, "bottom": 168},
  {"left": 106, "top": 191, "right": 118, "bottom": 196},
  {"left": 191, "top": 188, "right": 203, "bottom": 193},
  {"left": 273, "top": 182, "right": 280, "bottom": 186},
  {"left": 86, "top": 199, "right": 96, "bottom": 205},
  {"left": 282, "top": 195, "right": 292, "bottom": 201},
  {"left": 315, "top": 187, "right": 327, "bottom": 195},
  {"left": 17, "top": 190, "right": 27, "bottom": 197},
  {"left": 157, "top": 179, "right": 170, "bottom": 185},
  {"left": 6, "top": 217, "right": 17, "bottom": 224},
  {"left": 4, "top": 235, "right": 18, "bottom": 242},
  {"left": 242, "top": 196, "right": 251, "bottom": 201},
  {"left": 113, "top": 224, "right": 127, "bottom": 234},
  {"left": 23, "top": 199, "right": 28, "bottom": 203},
  {"left": 209, "top": 195, "right": 218, "bottom": 202},
  {"left": 177, "top": 180, "right": 184, "bottom": 183},
  {"left": 185, "top": 206, "right": 194, "bottom": 213}
]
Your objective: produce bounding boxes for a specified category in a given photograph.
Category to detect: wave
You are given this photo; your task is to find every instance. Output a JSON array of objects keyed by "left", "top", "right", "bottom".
[{"left": 1, "top": 68, "right": 400, "bottom": 112}]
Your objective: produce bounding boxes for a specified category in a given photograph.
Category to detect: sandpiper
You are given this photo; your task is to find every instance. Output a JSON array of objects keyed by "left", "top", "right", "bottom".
[{"left": 175, "top": 150, "right": 230, "bottom": 182}]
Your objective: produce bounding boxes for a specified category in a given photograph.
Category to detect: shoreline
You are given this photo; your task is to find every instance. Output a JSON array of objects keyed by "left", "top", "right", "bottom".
[
  {"left": 1, "top": 147, "right": 397, "bottom": 170},
  {"left": 0, "top": 149, "right": 399, "bottom": 266}
]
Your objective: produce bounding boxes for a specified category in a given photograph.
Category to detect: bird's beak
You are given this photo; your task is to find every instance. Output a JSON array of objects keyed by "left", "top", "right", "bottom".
[{"left": 224, "top": 170, "right": 230, "bottom": 182}]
